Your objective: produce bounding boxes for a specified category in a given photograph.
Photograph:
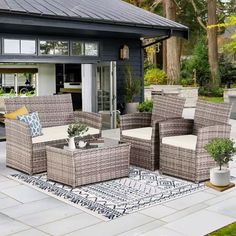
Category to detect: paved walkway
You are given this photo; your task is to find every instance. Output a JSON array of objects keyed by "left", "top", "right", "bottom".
[{"left": 0, "top": 109, "right": 235, "bottom": 236}]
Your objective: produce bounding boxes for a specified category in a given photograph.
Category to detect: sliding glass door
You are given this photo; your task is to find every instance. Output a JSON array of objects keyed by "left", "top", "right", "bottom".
[{"left": 96, "top": 61, "right": 117, "bottom": 129}]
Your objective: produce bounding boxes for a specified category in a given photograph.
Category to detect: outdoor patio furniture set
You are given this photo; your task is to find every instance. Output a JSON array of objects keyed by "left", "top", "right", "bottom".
[{"left": 3, "top": 94, "right": 232, "bottom": 187}]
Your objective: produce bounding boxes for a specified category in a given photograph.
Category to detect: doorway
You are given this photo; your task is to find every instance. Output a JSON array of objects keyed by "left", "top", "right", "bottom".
[{"left": 96, "top": 61, "right": 117, "bottom": 129}]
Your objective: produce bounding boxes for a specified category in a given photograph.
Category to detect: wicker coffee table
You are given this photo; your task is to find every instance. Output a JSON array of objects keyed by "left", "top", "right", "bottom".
[{"left": 46, "top": 139, "right": 131, "bottom": 188}]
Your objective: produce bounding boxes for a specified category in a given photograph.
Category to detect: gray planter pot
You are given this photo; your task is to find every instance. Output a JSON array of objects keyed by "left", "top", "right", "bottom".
[{"left": 125, "top": 102, "right": 139, "bottom": 114}]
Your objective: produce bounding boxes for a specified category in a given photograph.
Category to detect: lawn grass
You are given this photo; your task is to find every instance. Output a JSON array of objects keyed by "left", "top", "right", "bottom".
[
  {"left": 199, "top": 96, "right": 224, "bottom": 103},
  {"left": 208, "top": 222, "right": 236, "bottom": 236}
]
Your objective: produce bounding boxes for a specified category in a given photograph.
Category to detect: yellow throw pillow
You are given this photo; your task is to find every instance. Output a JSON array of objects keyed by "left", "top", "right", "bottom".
[{"left": 4, "top": 106, "right": 29, "bottom": 120}]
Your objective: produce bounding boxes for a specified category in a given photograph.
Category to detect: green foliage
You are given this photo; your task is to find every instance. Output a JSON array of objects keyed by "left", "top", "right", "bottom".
[
  {"left": 210, "top": 15, "right": 236, "bottom": 55},
  {"left": 198, "top": 87, "right": 224, "bottom": 97},
  {"left": 144, "top": 68, "right": 167, "bottom": 86},
  {"left": 180, "top": 78, "right": 194, "bottom": 87},
  {"left": 67, "top": 122, "right": 88, "bottom": 138},
  {"left": 181, "top": 38, "right": 210, "bottom": 87},
  {"left": 199, "top": 96, "right": 224, "bottom": 103},
  {"left": 209, "top": 221, "right": 236, "bottom": 236},
  {"left": 124, "top": 66, "right": 142, "bottom": 103},
  {"left": 138, "top": 100, "right": 153, "bottom": 112},
  {"left": 0, "top": 87, "right": 4, "bottom": 95},
  {"left": 205, "top": 138, "right": 236, "bottom": 170}
]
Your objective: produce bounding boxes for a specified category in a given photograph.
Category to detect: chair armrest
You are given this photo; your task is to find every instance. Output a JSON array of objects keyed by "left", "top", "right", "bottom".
[
  {"left": 74, "top": 111, "right": 102, "bottom": 132},
  {"left": 120, "top": 112, "right": 152, "bottom": 130},
  {"left": 159, "top": 118, "right": 194, "bottom": 139},
  {"left": 196, "top": 124, "right": 231, "bottom": 152},
  {"left": 5, "top": 119, "right": 32, "bottom": 148}
]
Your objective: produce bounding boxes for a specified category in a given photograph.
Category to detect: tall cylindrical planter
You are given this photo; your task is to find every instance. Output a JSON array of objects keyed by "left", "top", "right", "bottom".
[{"left": 125, "top": 102, "right": 139, "bottom": 114}]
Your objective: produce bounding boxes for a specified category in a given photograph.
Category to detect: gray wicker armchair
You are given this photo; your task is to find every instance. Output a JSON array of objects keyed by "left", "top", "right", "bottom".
[
  {"left": 4, "top": 94, "right": 102, "bottom": 175},
  {"left": 120, "top": 95, "right": 186, "bottom": 170},
  {"left": 159, "top": 100, "right": 232, "bottom": 183}
]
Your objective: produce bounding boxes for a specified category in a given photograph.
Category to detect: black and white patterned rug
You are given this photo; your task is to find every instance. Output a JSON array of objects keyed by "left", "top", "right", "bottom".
[{"left": 10, "top": 167, "right": 205, "bottom": 220}]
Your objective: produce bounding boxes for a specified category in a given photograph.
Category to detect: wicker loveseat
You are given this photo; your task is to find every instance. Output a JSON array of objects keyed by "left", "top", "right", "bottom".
[
  {"left": 120, "top": 95, "right": 186, "bottom": 170},
  {"left": 4, "top": 94, "right": 102, "bottom": 175},
  {"left": 159, "top": 100, "right": 232, "bottom": 182}
]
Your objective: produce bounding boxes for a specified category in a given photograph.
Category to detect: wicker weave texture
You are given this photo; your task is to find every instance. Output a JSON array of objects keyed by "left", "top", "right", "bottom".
[
  {"left": 4, "top": 94, "right": 74, "bottom": 128},
  {"left": 151, "top": 95, "right": 185, "bottom": 123},
  {"left": 46, "top": 143, "right": 131, "bottom": 187},
  {"left": 159, "top": 101, "right": 232, "bottom": 182},
  {"left": 4, "top": 94, "right": 102, "bottom": 174},
  {"left": 193, "top": 100, "right": 232, "bottom": 134},
  {"left": 120, "top": 95, "right": 185, "bottom": 170}
]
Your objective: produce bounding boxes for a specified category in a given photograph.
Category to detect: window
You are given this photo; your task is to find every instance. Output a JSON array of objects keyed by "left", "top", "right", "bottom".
[
  {"left": 71, "top": 41, "right": 99, "bottom": 56},
  {"left": 4, "top": 39, "right": 20, "bottom": 54},
  {"left": 72, "top": 42, "right": 84, "bottom": 56},
  {"left": 3, "top": 39, "right": 36, "bottom": 54},
  {"left": 21, "top": 40, "right": 36, "bottom": 54},
  {"left": 39, "top": 40, "right": 69, "bottom": 55},
  {"left": 85, "top": 42, "right": 98, "bottom": 56}
]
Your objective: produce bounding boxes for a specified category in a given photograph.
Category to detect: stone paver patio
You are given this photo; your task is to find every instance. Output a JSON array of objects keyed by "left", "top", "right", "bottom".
[{"left": 0, "top": 108, "right": 235, "bottom": 236}]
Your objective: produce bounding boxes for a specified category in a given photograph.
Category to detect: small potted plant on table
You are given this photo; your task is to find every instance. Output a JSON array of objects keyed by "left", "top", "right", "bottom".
[
  {"left": 67, "top": 122, "right": 88, "bottom": 150},
  {"left": 206, "top": 138, "right": 236, "bottom": 187}
]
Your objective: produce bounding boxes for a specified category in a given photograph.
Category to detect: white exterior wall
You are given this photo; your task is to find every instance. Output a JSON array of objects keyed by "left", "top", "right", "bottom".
[
  {"left": 82, "top": 64, "right": 96, "bottom": 112},
  {"left": 37, "top": 64, "right": 56, "bottom": 96}
]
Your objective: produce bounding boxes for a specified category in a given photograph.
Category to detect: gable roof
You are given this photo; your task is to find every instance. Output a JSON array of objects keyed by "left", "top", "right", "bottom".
[{"left": 0, "top": 0, "right": 188, "bottom": 38}]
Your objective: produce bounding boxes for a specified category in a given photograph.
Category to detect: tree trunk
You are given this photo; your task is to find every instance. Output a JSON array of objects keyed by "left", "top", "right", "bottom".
[
  {"left": 165, "top": 0, "right": 180, "bottom": 85},
  {"left": 207, "top": 0, "right": 219, "bottom": 86}
]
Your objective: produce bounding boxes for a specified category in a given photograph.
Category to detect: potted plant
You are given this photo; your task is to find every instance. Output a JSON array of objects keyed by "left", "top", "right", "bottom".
[
  {"left": 124, "top": 65, "right": 142, "bottom": 113},
  {"left": 205, "top": 138, "right": 236, "bottom": 187},
  {"left": 138, "top": 100, "right": 153, "bottom": 113},
  {"left": 67, "top": 122, "right": 88, "bottom": 149}
]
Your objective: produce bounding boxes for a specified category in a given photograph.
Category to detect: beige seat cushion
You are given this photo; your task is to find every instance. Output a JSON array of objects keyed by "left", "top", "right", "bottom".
[
  {"left": 122, "top": 127, "right": 152, "bottom": 140},
  {"left": 162, "top": 135, "right": 197, "bottom": 150},
  {"left": 32, "top": 125, "right": 99, "bottom": 144}
]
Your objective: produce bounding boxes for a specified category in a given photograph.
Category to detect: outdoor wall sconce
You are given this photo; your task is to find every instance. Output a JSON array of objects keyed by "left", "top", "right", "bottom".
[{"left": 120, "top": 45, "right": 129, "bottom": 60}]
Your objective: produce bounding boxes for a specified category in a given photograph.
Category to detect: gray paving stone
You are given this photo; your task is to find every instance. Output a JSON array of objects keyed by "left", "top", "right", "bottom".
[{"left": 38, "top": 213, "right": 101, "bottom": 236}]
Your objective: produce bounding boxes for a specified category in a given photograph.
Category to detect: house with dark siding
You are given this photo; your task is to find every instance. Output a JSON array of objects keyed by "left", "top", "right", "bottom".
[{"left": 0, "top": 0, "right": 188, "bottom": 128}]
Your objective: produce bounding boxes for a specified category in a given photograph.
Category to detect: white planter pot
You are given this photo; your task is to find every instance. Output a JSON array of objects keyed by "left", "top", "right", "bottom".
[
  {"left": 126, "top": 102, "right": 139, "bottom": 114},
  {"left": 210, "top": 167, "right": 230, "bottom": 187},
  {"left": 68, "top": 137, "right": 76, "bottom": 150},
  {"left": 78, "top": 140, "right": 87, "bottom": 148}
]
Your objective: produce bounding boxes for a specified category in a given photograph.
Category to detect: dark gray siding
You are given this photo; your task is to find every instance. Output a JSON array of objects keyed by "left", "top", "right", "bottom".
[
  {"left": 101, "top": 38, "right": 143, "bottom": 104},
  {"left": 0, "top": 34, "right": 143, "bottom": 106}
]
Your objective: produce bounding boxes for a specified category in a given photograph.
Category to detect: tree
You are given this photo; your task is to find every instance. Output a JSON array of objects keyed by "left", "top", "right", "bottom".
[
  {"left": 164, "top": 0, "right": 181, "bottom": 84},
  {"left": 207, "top": 0, "right": 219, "bottom": 86}
]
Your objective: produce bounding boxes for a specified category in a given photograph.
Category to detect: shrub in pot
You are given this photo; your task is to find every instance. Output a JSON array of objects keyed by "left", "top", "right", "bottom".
[
  {"left": 67, "top": 122, "right": 88, "bottom": 149},
  {"left": 138, "top": 100, "right": 153, "bottom": 113},
  {"left": 205, "top": 138, "right": 236, "bottom": 187},
  {"left": 124, "top": 66, "right": 141, "bottom": 113}
]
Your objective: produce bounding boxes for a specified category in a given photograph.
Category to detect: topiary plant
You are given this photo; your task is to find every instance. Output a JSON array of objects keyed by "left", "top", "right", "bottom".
[
  {"left": 205, "top": 138, "right": 236, "bottom": 170},
  {"left": 67, "top": 122, "right": 88, "bottom": 138}
]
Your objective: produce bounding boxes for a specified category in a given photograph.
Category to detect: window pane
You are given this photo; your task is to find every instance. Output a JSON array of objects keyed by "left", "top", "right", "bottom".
[
  {"left": 54, "top": 41, "right": 69, "bottom": 55},
  {"left": 72, "top": 42, "right": 84, "bottom": 56},
  {"left": 85, "top": 43, "right": 98, "bottom": 56},
  {"left": 4, "top": 39, "right": 20, "bottom": 54},
  {"left": 39, "top": 41, "right": 55, "bottom": 55},
  {"left": 21, "top": 40, "right": 36, "bottom": 54}
]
